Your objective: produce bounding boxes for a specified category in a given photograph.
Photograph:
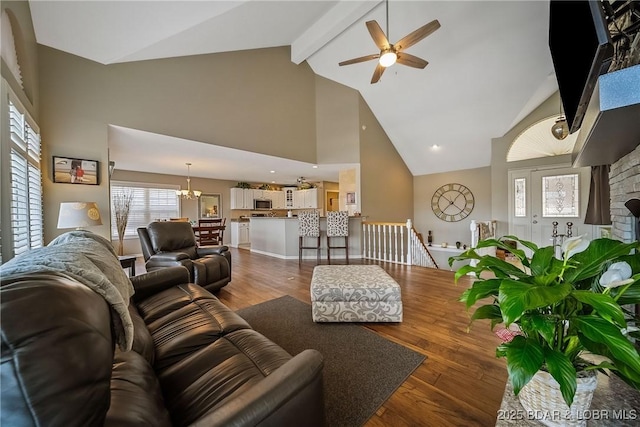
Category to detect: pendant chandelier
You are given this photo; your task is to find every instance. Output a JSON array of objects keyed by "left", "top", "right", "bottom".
[{"left": 176, "top": 162, "right": 202, "bottom": 199}]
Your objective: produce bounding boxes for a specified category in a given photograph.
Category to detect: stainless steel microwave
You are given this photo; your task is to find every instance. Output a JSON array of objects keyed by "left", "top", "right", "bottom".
[{"left": 253, "top": 199, "right": 272, "bottom": 210}]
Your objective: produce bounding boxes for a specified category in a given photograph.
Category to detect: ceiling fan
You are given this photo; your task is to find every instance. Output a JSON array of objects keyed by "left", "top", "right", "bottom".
[{"left": 339, "top": 0, "right": 440, "bottom": 84}]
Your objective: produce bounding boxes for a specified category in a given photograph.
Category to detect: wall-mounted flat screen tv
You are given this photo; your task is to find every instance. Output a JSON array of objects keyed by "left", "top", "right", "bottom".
[{"left": 549, "top": 0, "right": 613, "bottom": 134}]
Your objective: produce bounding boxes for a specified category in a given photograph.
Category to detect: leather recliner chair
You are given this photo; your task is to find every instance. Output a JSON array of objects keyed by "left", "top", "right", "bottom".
[{"left": 137, "top": 221, "right": 231, "bottom": 292}]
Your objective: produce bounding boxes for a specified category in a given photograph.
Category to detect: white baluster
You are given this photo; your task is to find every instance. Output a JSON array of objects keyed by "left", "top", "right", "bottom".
[{"left": 408, "top": 228, "right": 412, "bottom": 265}]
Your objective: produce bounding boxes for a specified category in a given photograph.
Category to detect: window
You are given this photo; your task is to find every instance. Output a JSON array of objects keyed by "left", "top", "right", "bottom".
[
  {"left": 542, "top": 174, "right": 579, "bottom": 217},
  {"left": 4, "top": 90, "right": 43, "bottom": 259},
  {"left": 110, "top": 181, "right": 180, "bottom": 239},
  {"left": 514, "top": 178, "right": 526, "bottom": 217}
]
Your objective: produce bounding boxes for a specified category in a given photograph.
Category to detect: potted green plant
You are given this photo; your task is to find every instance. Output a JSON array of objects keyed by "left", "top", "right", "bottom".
[{"left": 449, "top": 236, "right": 640, "bottom": 422}]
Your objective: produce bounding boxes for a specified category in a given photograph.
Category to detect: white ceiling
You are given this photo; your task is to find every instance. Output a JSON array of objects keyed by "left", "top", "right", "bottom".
[{"left": 29, "top": 0, "right": 559, "bottom": 183}]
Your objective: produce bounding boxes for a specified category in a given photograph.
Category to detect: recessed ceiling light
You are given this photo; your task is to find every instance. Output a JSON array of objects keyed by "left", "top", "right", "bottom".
[
  {"left": 270, "top": 170, "right": 275, "bottom": 173},
  {"left": 432, "top": 144, "right": 440, "bottom": 149},
  {"left": 312, "top": 165, "right": 318, "bottom": 169}
]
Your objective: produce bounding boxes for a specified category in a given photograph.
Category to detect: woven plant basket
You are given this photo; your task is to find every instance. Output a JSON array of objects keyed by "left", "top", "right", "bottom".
[{"left": 518, "top": 369, "right": 598, "bottom": 427}]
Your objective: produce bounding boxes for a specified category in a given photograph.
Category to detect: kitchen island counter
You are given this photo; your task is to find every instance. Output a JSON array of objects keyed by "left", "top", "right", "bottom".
[{"left": 250, "top": 216, "right": 363, "bottom": 260}]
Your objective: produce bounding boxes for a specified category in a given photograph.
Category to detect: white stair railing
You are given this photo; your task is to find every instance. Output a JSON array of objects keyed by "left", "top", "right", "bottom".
[{"left": 362, "top": 219, "right": 438, "bottom": 268}]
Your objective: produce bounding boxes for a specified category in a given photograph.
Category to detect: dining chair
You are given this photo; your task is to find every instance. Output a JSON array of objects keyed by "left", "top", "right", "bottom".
[{"left": 196, "top": 218, "right": 226, "bottom": 246}]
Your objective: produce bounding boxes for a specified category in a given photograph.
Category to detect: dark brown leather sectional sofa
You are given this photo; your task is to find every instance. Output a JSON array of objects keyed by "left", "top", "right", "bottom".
[{"left": 1, "top": 232, "right": 325, "bottom": 426}]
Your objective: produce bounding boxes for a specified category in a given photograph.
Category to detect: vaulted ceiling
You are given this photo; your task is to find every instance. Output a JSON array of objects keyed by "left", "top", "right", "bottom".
[{"left": 29, "top": 0, "right": 558, "bottom": 182}]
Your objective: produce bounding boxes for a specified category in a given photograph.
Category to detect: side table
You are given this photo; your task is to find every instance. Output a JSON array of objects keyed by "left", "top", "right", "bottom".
[{"left": 118, "top": 255, "right": 137, "bottom": 277}]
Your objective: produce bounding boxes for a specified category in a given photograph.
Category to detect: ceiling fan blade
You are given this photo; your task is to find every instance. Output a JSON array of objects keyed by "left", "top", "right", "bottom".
[
  {"left": 371, "top": 63, "right": 385, "bottom": 84},
  {"left": 395, "top": 19, "right": 441, "bottom": 51},
  {"left": 396, "top": 53, "right": 428, "bottom": 69},
  {"left": 366, "top": 20, "right": 390, "bottom": 50},
  {"left": 339, "top": 53, "right": 380, "bottom": 66}
]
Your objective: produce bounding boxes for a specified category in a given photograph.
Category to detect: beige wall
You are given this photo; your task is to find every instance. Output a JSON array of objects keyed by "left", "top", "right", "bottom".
[
  {"left": 413, "top": 92, "right": 580, "bottom": 248},
  {"left": 338, "top": 168, "right": 360, "bottom": 215},
  {"left": 413, "top": 167, "right": 492, "bottom": 248},
  {"left": 315, "top": 75, "right": 360, "bottom": 164},
  {"left": 490, "top": 92, "right": 573, "bottom": 237},
  {"left": 38, "top": 41, "right": 411, "bottom": 243},
  {"left": 358, "top": 98, "right": 413, "bottom": 222}
]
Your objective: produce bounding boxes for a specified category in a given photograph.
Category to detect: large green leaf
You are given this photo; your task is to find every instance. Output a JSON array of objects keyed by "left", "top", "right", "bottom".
[
  {"left": 469, "top": 304, "right": 502, "bottom": 324},
  {"left": 610, "top": 281, "right": 640, "bottom": 305},
  {"left": 459, "top": 279, "right": 501, "bottom": 309},
  {"left": 565, "top": 239, "right": 639, "bottom": 283},
  {"left": 575, "top": 315, "right": 640, "bottom": 374},
  {"left": 453, "top": 264, "right": 481, "bottom": 283},
  {"left": 519, "top": 314, "right": 556, "bottom": 347},
  {"left": 476, "top": 256, "right": 530, "bottom": 279},
  {"left": 544, "top": 348, "right": 577, "bottom": 407},
  {"left": 572, "top": 290, "right": 626, "bottom": 326},
  {"left": 610, "top": 360, "right": 640, "bottom": 390},
  {"left": 501, "top": 235, "right": 539, "bottom": 254},
  {"left": 529, "top": 246, "right": 555, "bottom": 276},
  {"left": 620, "top": 253, "right": 640, "bottom": 273},
  {"left": 499, "top": 280, "right": 572, "bottom": 325},
  {"left": 501, "top": 336, "right": 544, "bottom": 395},
  {"left": 449, "top": 249, "right": 481, "bottom": 267}
]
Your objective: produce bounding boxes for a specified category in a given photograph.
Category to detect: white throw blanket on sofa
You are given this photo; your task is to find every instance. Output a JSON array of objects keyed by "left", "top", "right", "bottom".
[{"left": 0, "top": 231, "right": 134, "bottom": 350}]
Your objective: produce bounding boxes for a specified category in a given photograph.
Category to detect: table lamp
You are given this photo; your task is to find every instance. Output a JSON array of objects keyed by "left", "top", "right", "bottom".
[{"left": 57, "top": 202, "right": 103, "bottom": 229}]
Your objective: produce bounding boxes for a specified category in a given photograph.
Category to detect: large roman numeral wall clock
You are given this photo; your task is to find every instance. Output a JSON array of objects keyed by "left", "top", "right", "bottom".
[{"left": 431, "top": 183, "right": 474, "bottom": 222}]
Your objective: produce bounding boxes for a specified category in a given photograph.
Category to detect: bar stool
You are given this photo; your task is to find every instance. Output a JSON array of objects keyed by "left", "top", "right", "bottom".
[
  {"left": 298, "top": 210, "right": 321, "bottom": 265},
  {"left": 326, "top": 211, "right": 349, "bottom": 264}
]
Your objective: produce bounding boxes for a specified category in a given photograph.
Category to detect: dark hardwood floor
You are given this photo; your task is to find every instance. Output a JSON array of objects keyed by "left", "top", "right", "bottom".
[{"left": 137, "top": 248, "right": 508, "bottom": 426}]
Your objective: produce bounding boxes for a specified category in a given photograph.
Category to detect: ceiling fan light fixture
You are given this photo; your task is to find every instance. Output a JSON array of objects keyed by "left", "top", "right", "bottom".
[
  {"left": 379, "top": 50, "right": 397, "bottom": 67},
  {"left": 551, "top": 117, "right": 569, "bottom": 140}
]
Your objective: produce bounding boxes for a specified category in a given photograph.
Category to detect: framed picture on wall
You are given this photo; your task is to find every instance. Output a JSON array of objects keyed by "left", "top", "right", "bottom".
[
  {"left": 346, "top": 192, "right": 356, "bottom": 205},
  {"left": 599, "top": 226, "right": 612, "bottom": 239},
  {"left": 53, "top": 156, "right": 99, "bottom": 185},
  {"left": 199, "top": 194, "right": 222, "bottom": 218}
]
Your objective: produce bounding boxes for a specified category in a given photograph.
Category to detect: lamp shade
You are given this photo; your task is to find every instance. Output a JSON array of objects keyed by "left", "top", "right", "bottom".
[{"left": 57, "top": 202, "right": 103, "bottom": 229}]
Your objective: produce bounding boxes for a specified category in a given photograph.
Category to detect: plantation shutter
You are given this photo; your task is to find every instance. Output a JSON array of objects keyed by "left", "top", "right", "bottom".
[
  {"left": 8, "top": 96, "right": 43, "bottom": 257},
  {"left": 111, "top": 182, "right": 180, "bottom": 239}
]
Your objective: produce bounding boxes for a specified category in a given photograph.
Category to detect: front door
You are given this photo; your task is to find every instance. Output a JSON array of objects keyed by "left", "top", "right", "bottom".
[{"left": 509, "top": 166, "right": 594, "bottom": 255}]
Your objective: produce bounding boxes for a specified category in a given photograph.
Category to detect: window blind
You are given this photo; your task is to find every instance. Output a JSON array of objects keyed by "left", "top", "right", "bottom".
[
  {"left": 111, "top": 182, "right": 180, "bottom": 239},
  {"left": 7, "top": 97, "right": 43, "bottom": 257}
]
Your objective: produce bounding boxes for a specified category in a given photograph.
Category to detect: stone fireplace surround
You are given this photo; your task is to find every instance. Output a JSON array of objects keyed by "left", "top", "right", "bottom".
[{"left": 610, "top": 144, "right": 640, "bottom": 243}]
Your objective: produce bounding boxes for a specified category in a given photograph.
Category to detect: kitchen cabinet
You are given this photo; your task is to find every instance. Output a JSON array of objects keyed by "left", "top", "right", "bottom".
[
  {"left": 294, "top": 188, "right": 318, "bottom": 209},
  {"left": 231, "top": 221, "right": 250, "bottom": 247},
  {"left": 283, "top": 187, "right": 296, "bottom": 209},
  {"left": 230, "top": 188, "right": 253, "bottom": 209},
  {"left": 271, "top": 190, "right": 285, "bottom": 209}
]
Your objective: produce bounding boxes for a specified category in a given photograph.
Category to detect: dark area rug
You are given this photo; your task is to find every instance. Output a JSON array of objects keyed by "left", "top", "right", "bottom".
[{"left": 236, "top": 295, "right": 426, "bottom": 427}]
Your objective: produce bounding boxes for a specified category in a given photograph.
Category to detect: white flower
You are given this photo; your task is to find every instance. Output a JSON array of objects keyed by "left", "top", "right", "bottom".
[
  {"left": 562, "top": 235, "right": 590, "bottom": 260},
  {"left": 599, "top": 261, "right": 634, "bottom": 288},
  {"left": 599, "top": 270, "right": 634, "bottom": 288},
  {"left": 608, "top": 261, "right": 633, "bottom": 280}
]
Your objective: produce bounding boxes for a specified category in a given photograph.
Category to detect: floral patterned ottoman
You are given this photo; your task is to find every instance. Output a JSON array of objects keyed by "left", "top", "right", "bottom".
[{"left": 310, "top": 265, "right": 403, "bottom": 322}]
